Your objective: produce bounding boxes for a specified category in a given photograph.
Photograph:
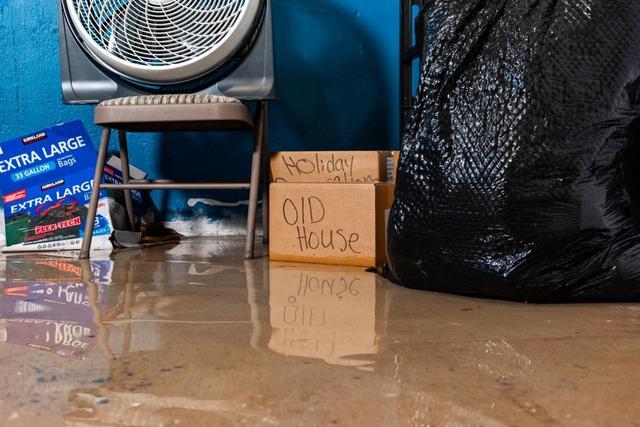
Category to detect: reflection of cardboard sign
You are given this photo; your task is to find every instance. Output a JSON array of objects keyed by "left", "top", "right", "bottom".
[
  {"left": 270, "top": 151, "right": 394, "bottom": 183},
  {"left": 269, "top": 183, "right": 394, "bottom": 267},
  {"left": 268, "top": 262, "right": 379, "bottom": 367}
]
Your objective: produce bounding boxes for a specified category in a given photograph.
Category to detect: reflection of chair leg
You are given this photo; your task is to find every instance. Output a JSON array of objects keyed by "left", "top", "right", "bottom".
[
  {"left": 118, "top": 130, "right": 136, "bottom": 231},
  {"left": 120, "top": 260, "right": 134, "bottom": 356},
  {"left": 80, "top": 128, "right": 111, "bottom": 259},
  {"left": 244, "top": 258, "right": 269, "bottom": 351},
  {"left": 81, "top": 259, "right": 115, "bottom": 360},
  {"left": 245, "top": 102, "right": 266, "bottom": 259}
]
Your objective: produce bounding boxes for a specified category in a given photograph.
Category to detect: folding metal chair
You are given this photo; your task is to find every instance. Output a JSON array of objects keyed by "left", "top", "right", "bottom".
[{"left": 79, "top": 94, "right": 269, "bottom": 260}]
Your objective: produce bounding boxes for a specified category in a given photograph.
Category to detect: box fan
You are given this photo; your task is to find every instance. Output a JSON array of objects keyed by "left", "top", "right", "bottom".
[{"left": 58, "top": 0, "right": 274, "bottom": 103}]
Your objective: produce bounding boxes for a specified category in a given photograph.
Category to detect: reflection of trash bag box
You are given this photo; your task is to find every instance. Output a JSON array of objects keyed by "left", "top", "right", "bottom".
[
  {"left": 4, "top": 254, "right": 113, "bottom": 284},
  {"left": 0, "top": 281, "right": 99, "bottom": 322},
  {"left": 0, "top": 281, "right": 113, "bottom": 358},
  {"left": 0, "top": 280, "right": 115, "bottom": 359},
  {"left": 0, "top": 319, "right": 95, "bottom": 359}
]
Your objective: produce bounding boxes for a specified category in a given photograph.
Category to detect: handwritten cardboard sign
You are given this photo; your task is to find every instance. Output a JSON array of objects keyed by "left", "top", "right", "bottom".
[
  {"left": 269, "top": 183, "right": 394, "bottom": 267},
  {"left": 270, "top": 151, "right": 395, "bottom": 183}
]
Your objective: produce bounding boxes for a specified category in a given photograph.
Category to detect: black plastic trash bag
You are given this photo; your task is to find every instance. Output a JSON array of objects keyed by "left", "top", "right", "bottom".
[{"left": 387, "top": 0, "right": 640, "bottom": 302}]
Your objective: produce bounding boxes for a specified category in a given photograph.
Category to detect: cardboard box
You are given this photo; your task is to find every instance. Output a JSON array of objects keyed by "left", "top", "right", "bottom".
[
  {"left": 269, "top": 183, "right": 394, "bottom": 267},
  {"left": 270, "top": 151, "right": 395, "bottom": 183},
  {"left": 391, "top": 150, "right": 400, "bottom": 182},
  {"left": 268, "top": 261, "right": 382, "bottom": 367}
]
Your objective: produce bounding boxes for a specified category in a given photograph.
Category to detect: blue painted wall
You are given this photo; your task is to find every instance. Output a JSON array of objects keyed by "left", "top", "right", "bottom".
[{"left": 0, "top": 0, "right": 399, "bottom": 223}]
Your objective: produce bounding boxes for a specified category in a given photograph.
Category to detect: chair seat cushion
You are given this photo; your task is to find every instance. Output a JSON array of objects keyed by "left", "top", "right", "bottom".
[
  {"left": 99, "top": 94, "right": 241, "bottom": 107},
  {"left": 95, "top": 94, "right": 254, "bottom": 132}
]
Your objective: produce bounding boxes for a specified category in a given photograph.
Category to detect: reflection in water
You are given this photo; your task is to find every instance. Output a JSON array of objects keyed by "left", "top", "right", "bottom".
[
  {"left": 0, "top": 250, "right": 255, "bottom": 425},
  {"left": 66, "top": 389, "right": 278, "bottom": 425},
  {"left": 0, "top": 255, "right": 116, "bottom": 359},
  {"left": 5, "top": 253, "right": 113, "bottom": 284},
  {"left": 266, "top": 262, "right": 385, "bottom": 369},
  {"left": 1, "top": 245, "right": 636, "bottom": 426},
  {"left": 0, "top": 317, "right": 93, "bottom": 359},
  {"left": 0, "top": 250, "right": 388, "bottom": 424}
]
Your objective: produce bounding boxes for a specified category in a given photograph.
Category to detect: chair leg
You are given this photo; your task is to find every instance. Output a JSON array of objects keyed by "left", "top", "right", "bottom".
[
  {"left": 261, "top": 103, "right": 270, "bottom": 245},
  {"left": 80, "top": 127, "right": 111, "bottom": 259},
  {"left": 118, "top": 130, "right": 136, "bottom": 231},
  {"left": 245, "top": 102, "right": 266, "bottom": 259}
]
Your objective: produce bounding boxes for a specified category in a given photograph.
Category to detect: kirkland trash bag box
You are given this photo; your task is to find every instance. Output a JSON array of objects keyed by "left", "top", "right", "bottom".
[
  {"left": 0, "top": 121, "right": 113, "bottom": 252},
  {"left": 0, "top": 121, "right": 148, "bottom": 252},
  {"left": 102, "top": 154, "right": 152, "bottom": 226},
  {"left": 387, "top": 0, "right": 640, "bottom": 302}
]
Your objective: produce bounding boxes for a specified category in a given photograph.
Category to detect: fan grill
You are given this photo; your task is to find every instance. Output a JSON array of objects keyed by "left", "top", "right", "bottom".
[{"left": 70, "top": 0, "right": 248, "bottom": 67}]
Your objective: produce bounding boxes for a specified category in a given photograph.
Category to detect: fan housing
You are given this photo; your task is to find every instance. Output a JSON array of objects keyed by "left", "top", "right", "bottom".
[{"left": 59, "top": 0, "right": 274, "bottom": 103}]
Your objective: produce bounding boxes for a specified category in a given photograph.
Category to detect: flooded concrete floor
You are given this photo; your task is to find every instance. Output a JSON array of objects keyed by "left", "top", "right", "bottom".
[{"left": 0, "top": 237, "right": 638, "bottom": 426}]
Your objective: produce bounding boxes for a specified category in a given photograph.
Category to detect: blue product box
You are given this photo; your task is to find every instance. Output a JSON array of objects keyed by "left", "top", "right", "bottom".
[
  {"left": 0, "top": 120, "right": 98, "bottom": 193},
  {"left": 102, "top": 154, "right": 148, "bottom": 217},
  {"left": 2, "top": 167, "right": 113, "bottom": 251},
  {"left": 0, "top": 121, "right": 115, "bottom": 252}
]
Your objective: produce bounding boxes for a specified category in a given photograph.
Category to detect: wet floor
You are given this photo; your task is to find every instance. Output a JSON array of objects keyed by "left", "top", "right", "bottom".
[{"left": 0, "top": 237, "right": 638, "bottom": 426}]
